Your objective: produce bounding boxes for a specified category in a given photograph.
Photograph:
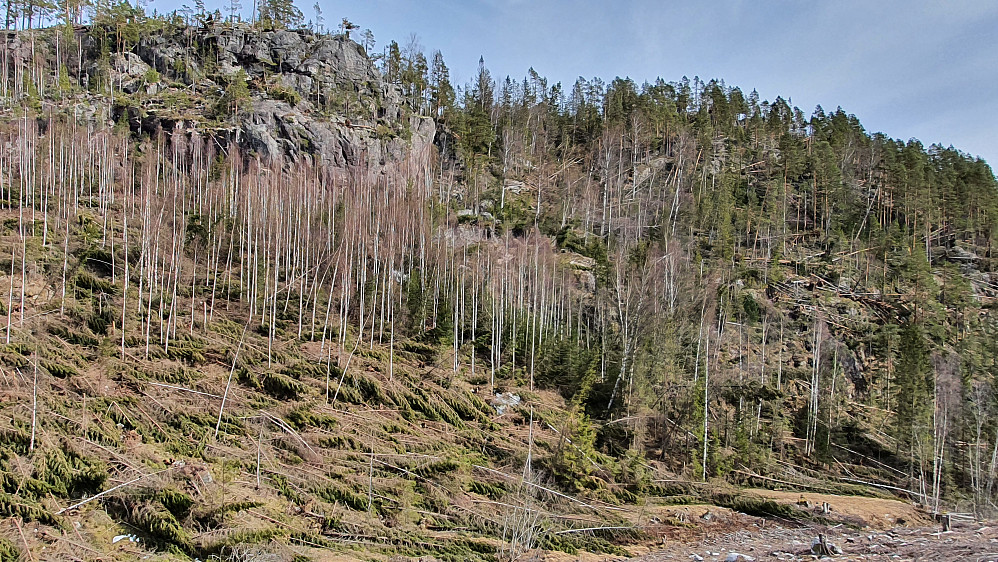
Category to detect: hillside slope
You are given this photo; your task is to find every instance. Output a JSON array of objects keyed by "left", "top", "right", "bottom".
[{"left": 0, "top": 15, "right": 997, "bottom": 561}]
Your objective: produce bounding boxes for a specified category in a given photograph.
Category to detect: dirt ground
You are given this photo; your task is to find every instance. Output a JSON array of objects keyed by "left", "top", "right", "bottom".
[
  {"left": 624, "top": 491, "right": 997, "bottom": 562},
  {"left": 520, "top": 490, "right": 994, "bottom": 561},
  {"left": 631, "top": 521, "right": 998, "bottom": 561}
]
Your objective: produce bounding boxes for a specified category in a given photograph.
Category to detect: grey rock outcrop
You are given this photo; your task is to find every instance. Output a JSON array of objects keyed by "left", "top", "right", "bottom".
[
  {"left": 236, "top": 98, "right": 434, "bottom": 168},
  {"left": 120, "top": 24, "right": 433, "bottom": 170}
]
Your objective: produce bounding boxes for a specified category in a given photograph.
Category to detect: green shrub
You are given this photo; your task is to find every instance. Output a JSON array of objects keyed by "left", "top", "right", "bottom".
[{"left": 268, "top": 83, "right": 301, "bottom": 106}]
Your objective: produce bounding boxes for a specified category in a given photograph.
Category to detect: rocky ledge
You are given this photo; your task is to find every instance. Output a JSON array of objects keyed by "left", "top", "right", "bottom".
[{"left": 14, "top": 23, "right": 436, "bottom": 170}]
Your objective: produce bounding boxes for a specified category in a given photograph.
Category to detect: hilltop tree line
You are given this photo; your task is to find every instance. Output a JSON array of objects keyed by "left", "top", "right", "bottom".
[
  {"left": 0, "top": 0, "right": 365, "bottom": 35},
  {"left": 1, "top": 0, "right": 998, "bottom": 517}
]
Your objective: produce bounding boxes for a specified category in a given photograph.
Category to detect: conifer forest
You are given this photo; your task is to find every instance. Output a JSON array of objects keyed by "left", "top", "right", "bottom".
[{"left": 0, "top": 2, "right": 996, "bottom": 560}]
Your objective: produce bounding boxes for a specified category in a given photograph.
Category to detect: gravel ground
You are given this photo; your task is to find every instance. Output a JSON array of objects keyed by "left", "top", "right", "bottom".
[{"left": 633, "top": 521, "right": 998, "bottom": 561}]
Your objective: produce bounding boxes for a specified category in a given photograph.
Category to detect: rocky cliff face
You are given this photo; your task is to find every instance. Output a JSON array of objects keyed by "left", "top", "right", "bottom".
[{"left": 71, "top": 23, "right": 436, "bottom": 170}]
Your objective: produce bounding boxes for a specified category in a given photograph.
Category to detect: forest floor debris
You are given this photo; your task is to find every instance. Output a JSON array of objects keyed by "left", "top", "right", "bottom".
[
  {"left": 633, "top": 521, "right": 998, "bottom": 561},
  {"left": 622, "top": 492, "right": 990, "bottom": 562}
]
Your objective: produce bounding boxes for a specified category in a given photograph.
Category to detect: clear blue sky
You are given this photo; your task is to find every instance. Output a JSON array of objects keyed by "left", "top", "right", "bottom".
[
  {"left": 164, "top": 0, "right": 998, "bottom": 168},
  {"left": 332, "top": 0, "right": 998, "bottom": 167}
]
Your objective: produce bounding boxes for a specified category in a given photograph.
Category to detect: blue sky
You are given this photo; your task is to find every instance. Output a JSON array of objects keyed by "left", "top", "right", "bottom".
[{"left": 165, "top": 0, "right": 998, "bottom": 167}]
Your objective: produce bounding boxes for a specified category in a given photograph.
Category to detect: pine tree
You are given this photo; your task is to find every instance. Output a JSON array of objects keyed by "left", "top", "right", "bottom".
[
  {"left": 893, "top": 322, "right": 933, "bottom": 472},
  {"left": 428, "top": 50, "right": 455, "bottom": 119},
  {"left": 458, "top": 57, "right": 496, "bottom": 162},
  {"left": 227, "top": 0, "right": 241, "bottom": 22},
  {"left": 215, "top": 69, "right": 251, "bottom": 118},
  {"left": 338, "top": 17, "right": 357, "bottom": 39},
  {"left": 258, "top": 0, "right": 301, "bottom": 30},
  {"left": 383, "top": 40, "right": 402, "bottom": 85},
  {"left": 310, "top": 2, "right": 320, "bottom": 32}
]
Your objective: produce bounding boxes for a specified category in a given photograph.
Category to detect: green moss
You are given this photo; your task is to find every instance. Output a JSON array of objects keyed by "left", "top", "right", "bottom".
[
  {"left": 171, "top": 411, "right": 244, "bottom": 439},
  {"left": 37, "top": 446, "right": 108, "bottom": 499},
  {"left": 288, "top": 530, "right": 335, "bottom": 548},
  {"left": 357, "top": 347, "right": 387, "bottom": 361},
  {"left": 0, "top": 471, "right": 50, "bottom": 499},
  {"left": 270, "top": 473, "right": 305, "bottom": 505},
  {"left": 0, "top": 430, "right": 31, "bottom": 456},
  {"left": 541, "top": 533, "right": 603, "bottom": 556},
  {"left": 0, "top": 351, "right": 28, "bottom": 369},
  {"left": 0, "top": 492, "right": 56, "bottom": 525},
  {"left": 383, "top": 385, "right": 413, "bottom": 416},
  {"left": 2, "top": 343, "right": 30, "bottom": 356},
  {"left": 408, "top": 388, "right": 443, "bottom": 422},
  {"left": 194, "top": 500, "right": 263, "bottom": 528},
  {"left": 316, "top": 483, "right": 369, "bottom": 512},
  {"left": 280, "top": 362, "right": 323, "bottom": 380},
  {"left": 108, "top": 498, "right": 192, "bottom": 553},
  {"left": 42, "top": 361, "right": 79, "bottom": 379},
  {"left": 353, "top": 373, "right": 387, "bottom": 404},
  {"left": 238, "top": 368, "right": 308, "bottom": 400},
  {"left": 143, "top": 366, "right": 201, "bottom": 385},
  {"left": 84, "top": 422, "right": 122, "bottom": 447},
  {"left": 413, "top": 459, "right": 460, "bottom": 478},
  {"left": 79, "top": 246, "right": 115, "bottom": 276},
  {"left": 711, "top": 491, "right": 810, "bottom": 520},
  {"left": 166, "top": 340, "right": 207, "bottom": 364},
  {"left": 85, "top": 306, "right": 114, "bottom": 335},
  {"left": 285, "top": 405, "right": 338, "bottom": 431},
  {"left": 398, "top": 340, "right": 438, "bottom": 362},
  {"left": 48, "top": 325, "right": 99, "bottom": 348},
  {"left": 317, "top": 434, "right": 359, "bottom": 450},
  {"left": 467, "top": 480, "right": 507, "bottom": 500},
  {"left": 440, "top": 393, "right": 483, "bottom": 422},
  {"left": 209, "top": 318, "right": 244, "bottom": 338},
  {"left": 157, "top": 488, "right": 194, "bottom": 519},
  {"left": 199, "top": 527, "right": 286, "bottom": 556},
  {"left": 540, "top": 528, "right": 637, "bottom": 556},
  {"left": 74, "top": 271, "right": 117, "bottom": 295},
  {"left": 0, "top": 538, "right": 19, "bottom": 562}
]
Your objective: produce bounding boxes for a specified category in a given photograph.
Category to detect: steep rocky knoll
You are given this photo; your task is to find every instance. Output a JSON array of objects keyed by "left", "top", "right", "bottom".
[
  {"left": 1, "top": 18, "right": 996, "bottom": 562},
  {"left": 9, "top": 22, "right": 435, "bottom": 170},
  {"left": 0, "top": 24, "right": 643, "bottom": 562}
]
